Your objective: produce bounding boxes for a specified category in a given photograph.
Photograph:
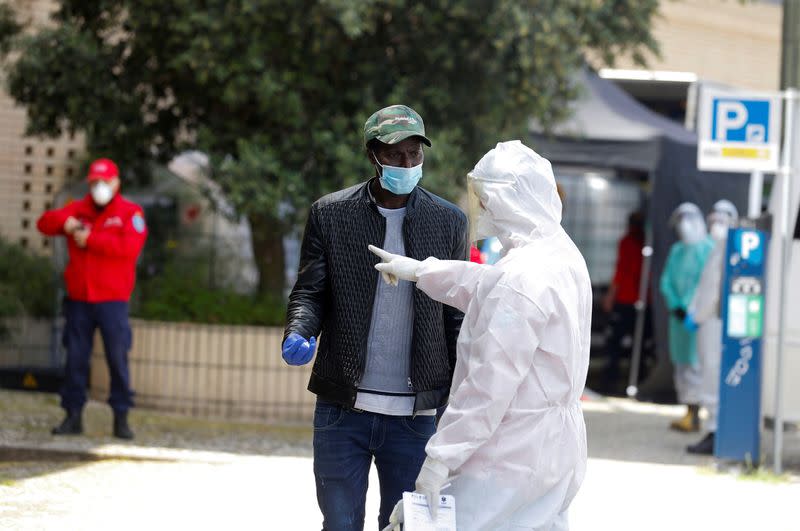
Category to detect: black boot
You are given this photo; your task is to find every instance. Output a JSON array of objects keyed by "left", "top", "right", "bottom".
[
  {"left": 113, "top": 411, "right": 134, "bottom": 440},
  {"left": 52, "top": 410, "right": 83, "bottom": 435},
  {"left": 687, "top": 432, "right": 715, "bottom": 455}
]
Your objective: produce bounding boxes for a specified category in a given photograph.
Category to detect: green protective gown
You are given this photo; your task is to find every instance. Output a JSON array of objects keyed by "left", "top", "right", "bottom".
[{"left": 659, "top": 237, "right": 715, "bottom": 365}]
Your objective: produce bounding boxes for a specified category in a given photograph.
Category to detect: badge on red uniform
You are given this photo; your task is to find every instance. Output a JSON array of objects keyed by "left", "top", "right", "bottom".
[{"left": 132, "top": 212, "right": 146, "bottom": 233}]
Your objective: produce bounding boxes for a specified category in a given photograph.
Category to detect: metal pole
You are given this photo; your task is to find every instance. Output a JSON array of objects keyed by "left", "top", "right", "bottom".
[
  {"left": 748, "top": 170, "right": 764, "bottom": 219},
  {"left": 780, "top": 0, "right": 800, "bottom": 91},
  {"left": 773, "top": 88, "right": 797, "bottom": 475},
  {"left": 626, "top": 239, "right": 653, "bottom": 398}
]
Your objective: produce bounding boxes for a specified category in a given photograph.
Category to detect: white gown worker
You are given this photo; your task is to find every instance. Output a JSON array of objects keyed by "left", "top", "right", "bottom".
[
  {"left": 660, "top": 203, "right": 714, "bottom": 432},
  {"left": 371, "top": 140, "right": 592, "bottom": 531},
  {"left": 685, "top": 200, "right": 739, "bottom": 455}
]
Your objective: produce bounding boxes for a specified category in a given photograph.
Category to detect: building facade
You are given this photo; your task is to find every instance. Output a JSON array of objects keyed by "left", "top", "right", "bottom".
[
  {"left": 612, "top": 0, "right": 783, "bottom": 91},
  {"left": 0, "top": 0, "right": 84, "bottom": 254}
]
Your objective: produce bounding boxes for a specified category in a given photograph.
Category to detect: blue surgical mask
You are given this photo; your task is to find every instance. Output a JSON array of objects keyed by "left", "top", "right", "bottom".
[{"left": 373, "top": 153, "right": 423, "bottom": 195}]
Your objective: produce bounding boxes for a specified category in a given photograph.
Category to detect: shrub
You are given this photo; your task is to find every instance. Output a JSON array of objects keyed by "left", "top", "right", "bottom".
[
  {"left": 0, "top": 238, "right": 55, "bottom": 319},
  {"left": 133, "top": 263, "right": 285, "bottom": 326}
]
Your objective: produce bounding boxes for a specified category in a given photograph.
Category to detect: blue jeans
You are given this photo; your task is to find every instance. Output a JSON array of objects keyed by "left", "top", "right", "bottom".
[
  {"left": 61, "top": 299, "right": 134, "bottom": 413},
  {"left": 313, "top": 399, "right": 436, "bottom": 531}
]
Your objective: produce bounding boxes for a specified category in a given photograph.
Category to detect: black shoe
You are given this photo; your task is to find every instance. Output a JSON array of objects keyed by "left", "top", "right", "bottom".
[
  {"left": 687, "top": 432, "right": 715, "bottom": 455},
  {"left": 113, "top": 411, "right": 134, "bottom": 440},
  {"left": 52, "top": 410, "right": 83, "bottom": 435}
]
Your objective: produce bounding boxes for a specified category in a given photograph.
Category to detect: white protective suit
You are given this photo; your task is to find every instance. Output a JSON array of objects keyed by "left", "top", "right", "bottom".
[
  {"left": 687, "top": 201, "right": 738, "bottom": 432},
  {"left": 383, "top": 141, "right": 592, "bottom": 530}
]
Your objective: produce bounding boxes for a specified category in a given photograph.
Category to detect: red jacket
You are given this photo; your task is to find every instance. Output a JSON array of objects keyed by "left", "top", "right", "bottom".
[
  {"left": 612, "top": 232, "right": 644, "bottom": 305},
  {"left": 37, "top": 193, "right": 147, "bottom": 303}
]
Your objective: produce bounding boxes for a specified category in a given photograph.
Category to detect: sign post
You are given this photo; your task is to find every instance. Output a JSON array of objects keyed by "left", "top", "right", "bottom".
[
  {"left": 772, "top": 88, "right": 797, "bottom": 474},
  {"left": 716, "top": 227, "right": 770, "bottom": 463},
  {"left": 697, "top": 87, "right": 790, "bottom": 467}
]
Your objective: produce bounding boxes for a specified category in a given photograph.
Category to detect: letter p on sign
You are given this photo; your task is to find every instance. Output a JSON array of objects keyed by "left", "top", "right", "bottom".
[
  {"left": 740, "top": 231, "right": 762, "bottom": 264},
  {"left": 716, "top": 101, "right": 748, "bottom": 140}
]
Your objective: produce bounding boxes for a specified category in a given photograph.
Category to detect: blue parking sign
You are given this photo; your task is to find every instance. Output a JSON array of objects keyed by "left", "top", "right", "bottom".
[
  {"left": 697, "top": 87, "right": 781, "bottom": 172},
  {"left": 711, "top": 99, "right": 770, "bottom": 143},
  {"left": 733, "top": 230, "right": 764, "bottom": 265}
]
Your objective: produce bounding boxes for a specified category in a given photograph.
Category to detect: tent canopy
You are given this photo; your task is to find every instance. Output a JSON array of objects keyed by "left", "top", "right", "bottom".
[{"left": 530, "top": 68, "right": 696, "bottom": 172}]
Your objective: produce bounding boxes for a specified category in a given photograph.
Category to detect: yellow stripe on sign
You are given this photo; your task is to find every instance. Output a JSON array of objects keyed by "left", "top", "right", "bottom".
[{"left": 721, "top": 147, "right": 771, "bottom": 159}]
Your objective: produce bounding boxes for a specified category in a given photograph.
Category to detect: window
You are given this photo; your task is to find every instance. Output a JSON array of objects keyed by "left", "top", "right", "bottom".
[
  {"left": 42, "top": 239, "right": 49, "bottom": 248},
  {"left": 44, "top": 201, "right": 51, "bottom": 210},
  {"left": 67, "top": 167, "right": 74, "bottom": 177},
  {"left": 19, "top": 237, "right": 28, "bottom": 248},
  {"left": 46, "top": 165, "right": 54, "bottom": 176},
  {"left": 46, "top": 147, "right": 55, "bottom": 157},
  {"left": 554, "top": 166, "right": 645, "bottom": 286},
  {"left": 67, "top": 149, "right": 75, "bottom": 159},
  {"left": 45, "top": 183, "right": 53, "bottom": 193},
  {"left": 24, "top": 164, "right": 32, "bottom": 175},
  {"left": 23, "top": 182, "right": 31, "bottom": 192},
  {"left": 22, "top": 200, "right": 30, "bottom": 211},
  {"left": 25, "top": 145, "right": 33, "bottom": 155},
  {"left": 21, "top": 219, "right": 29, "bottom": 229}
]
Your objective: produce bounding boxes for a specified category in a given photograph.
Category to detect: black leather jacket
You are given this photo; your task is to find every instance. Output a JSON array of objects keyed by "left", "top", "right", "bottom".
[{"left": 284, "top": 179, "right": 468, "bottom": 412}]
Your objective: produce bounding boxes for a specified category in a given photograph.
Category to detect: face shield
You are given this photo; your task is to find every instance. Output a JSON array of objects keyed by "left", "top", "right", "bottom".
[
  {"left": 467, "top": 172, "right": 514, "bottom": 243},
  {"left": 676, "top": 216, "right": 706, "bottom": 244},
  {"left": 712, "top": 199, "right": 739, "bottom": 223},
  {"left": 669, "top": 202, "right": 706, "bottom": 244}
]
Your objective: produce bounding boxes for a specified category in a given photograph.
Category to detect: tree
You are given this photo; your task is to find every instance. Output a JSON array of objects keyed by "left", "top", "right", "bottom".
[{"left": 0, "top": 0, "right": 659, "bottom": 301}]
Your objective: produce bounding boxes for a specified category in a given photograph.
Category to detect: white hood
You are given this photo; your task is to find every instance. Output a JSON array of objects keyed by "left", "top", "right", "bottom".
[{"left": 468, "top": 140, "right": 562, "bottom": 248}]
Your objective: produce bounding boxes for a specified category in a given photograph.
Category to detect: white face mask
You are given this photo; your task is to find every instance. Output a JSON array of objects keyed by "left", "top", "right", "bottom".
[
  {"left": 91, "top": 181, "right": 115, "bottom": 206},
  {"left": 709, "top": 222, "right": 729, "bottom": 241}
]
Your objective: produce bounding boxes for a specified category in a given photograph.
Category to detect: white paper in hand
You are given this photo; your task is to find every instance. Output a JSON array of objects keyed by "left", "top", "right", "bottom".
[{"left": 401, "top": 492, "right": 456, "bottom": 531}]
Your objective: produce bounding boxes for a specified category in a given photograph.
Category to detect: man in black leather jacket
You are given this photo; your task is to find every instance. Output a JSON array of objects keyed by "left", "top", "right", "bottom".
[{"left": 282, "top": 104, "right": 468, "bottom": 531}]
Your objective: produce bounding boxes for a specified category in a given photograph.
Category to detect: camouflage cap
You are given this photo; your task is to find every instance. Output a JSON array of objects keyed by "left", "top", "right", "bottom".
[{"left": 364, "top": 104, "right": 432, "bottom": 147}]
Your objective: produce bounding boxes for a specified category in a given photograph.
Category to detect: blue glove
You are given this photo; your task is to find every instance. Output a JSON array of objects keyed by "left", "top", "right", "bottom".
[
  {"left": 282, "top": 333, "right": 316, "bottom": 365},
  {"left": 683, "top": 313, "right": 699, "bottom": 332}
]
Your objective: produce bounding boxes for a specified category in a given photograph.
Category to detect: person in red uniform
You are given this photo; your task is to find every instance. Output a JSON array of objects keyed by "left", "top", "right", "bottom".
[
  {"left": 37, "top": 158, "right": 147, "bottom": 439},
  {"left": 600, "top": 210, "right": 647, "bottom": 394}
]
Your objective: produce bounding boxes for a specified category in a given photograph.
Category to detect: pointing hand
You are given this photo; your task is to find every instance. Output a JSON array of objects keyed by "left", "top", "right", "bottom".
[{"left": 368, "top": 245, "right": 422, "bottom": 286}]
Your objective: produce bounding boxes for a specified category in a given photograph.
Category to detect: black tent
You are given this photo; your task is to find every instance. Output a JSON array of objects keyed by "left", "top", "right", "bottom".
[{"left": 531, "top": 68, "right": 751, "bottom": 397}]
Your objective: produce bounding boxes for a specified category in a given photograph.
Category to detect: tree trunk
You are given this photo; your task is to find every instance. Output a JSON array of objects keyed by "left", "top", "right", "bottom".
[{"left": 248, "top": 213, "right": 287, "bottom": 301}]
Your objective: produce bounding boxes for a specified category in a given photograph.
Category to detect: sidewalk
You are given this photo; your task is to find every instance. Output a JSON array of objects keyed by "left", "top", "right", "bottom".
[{"left": 1, "top": 389, "right": 799, "bottom": 530}]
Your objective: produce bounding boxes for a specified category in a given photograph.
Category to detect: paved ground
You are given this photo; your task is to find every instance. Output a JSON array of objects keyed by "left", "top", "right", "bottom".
[{"left": 1, "top": 389, "right": 799, "bottom": 530}]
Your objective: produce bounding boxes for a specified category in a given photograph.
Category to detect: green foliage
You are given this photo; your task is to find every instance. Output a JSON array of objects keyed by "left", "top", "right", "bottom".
[
  {"left": 134, "top": 263, "right": 286, "bottom": 326},
  {"left": 0, "top": 3, "right": 21, "bottom": 55},
  {"left": 0, "top": 238, "right": 55, "bottom": 321},
  {"left": 1, "top": 0, "right": 660, "bottom": 298}
]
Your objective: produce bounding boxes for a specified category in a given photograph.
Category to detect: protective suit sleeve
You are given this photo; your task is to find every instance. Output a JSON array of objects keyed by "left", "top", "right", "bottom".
[
  {"left": 659, "top": 244, "right": 682, "bottom": 310},
  {"left": 423, "top": 284, "right": 549, "bottom": 473},
  {"left": 443, "top": 216, "right": 469, "bottom": 368},
  {"left": 416, "top": 258, "right": 491, "bottom": 313},
  {"left": 284, "top": 204, "right": 326, "bottom": 341},
  {"left": 688, "top": 243, "right": 724, "bottom": 324}
]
